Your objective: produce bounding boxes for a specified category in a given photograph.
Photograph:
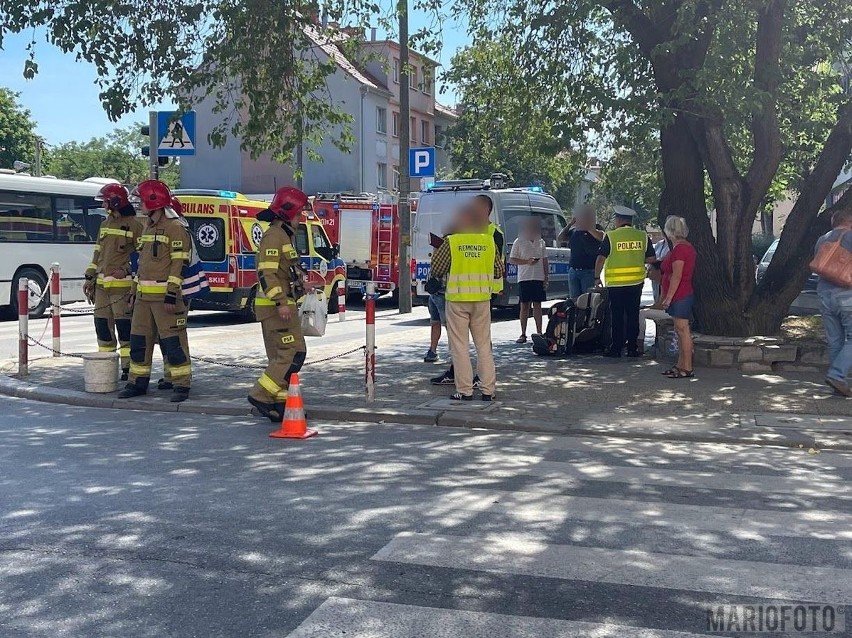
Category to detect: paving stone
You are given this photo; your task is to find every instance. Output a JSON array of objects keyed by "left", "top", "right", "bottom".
[
  {"left": 736, "top": 346, "right": 764, "bottom": 363},
  {"left": 740, "top": 362, "right": 774, "bottom": 373},
  {"left": 762, "top": 344, "right": 799, "bottom": 363},
  {"left": 708, "top": 349, "right": 735, "bottom": 367}
]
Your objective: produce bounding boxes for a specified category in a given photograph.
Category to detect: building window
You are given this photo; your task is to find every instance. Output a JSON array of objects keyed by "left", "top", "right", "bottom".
[
  {"left": 376, "top": 106, "right": 387, "bottom": 134},
  {"left": 434, "top": 124, "right": 444, "bottom": 148},
  {"left": 392, "top": 112, "right": 400, "bottom": 137},
  {"left": 393, "top": 58, "right": 400, "bottom": 84},
  {"left": 393, "top": 166, "right": 400, "bottom": 190},
  {"left": 421, "top": 120, "right": 430, "bottom": 145},
  {"left": 409, "top": 65, "right": 418, "bottom": 89},
  {"left": 410, "top": 116, "right": 417, "bottom": 143},
  {"left": 377, "top": 163, "right": 388, "bottom": 189},
  {"left": 422, "top": 68, "right": 433, "bottom": 95}
]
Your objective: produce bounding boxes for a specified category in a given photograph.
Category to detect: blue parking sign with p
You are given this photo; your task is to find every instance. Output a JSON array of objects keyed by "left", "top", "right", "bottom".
[{"left": 409, "top": 147, "right": 435, "bottom": 178}]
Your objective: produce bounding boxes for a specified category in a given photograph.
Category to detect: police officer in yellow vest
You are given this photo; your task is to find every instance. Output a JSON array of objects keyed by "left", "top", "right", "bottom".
[
  {"left": 594, "top": 206, "right": 656, "bottom": 358},
  {"left": 430, "top": 196, "right": 505, "bottom": 401},
  {"left": 247, "top": 186, "right": 310, "bottom": 422}
]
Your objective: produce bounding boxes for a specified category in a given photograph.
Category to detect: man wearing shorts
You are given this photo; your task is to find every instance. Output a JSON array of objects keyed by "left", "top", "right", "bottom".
[{"left": 509, "top": 217, "right": 549, "bottom": 343}]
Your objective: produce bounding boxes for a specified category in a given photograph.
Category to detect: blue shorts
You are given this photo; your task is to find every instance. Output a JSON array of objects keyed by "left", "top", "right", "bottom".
[
  {"left": 667, "top": 294, "right": 694, "bottom": 319},
  {"left": 428, "top": 293, "right": 446, "bottom": 325}
]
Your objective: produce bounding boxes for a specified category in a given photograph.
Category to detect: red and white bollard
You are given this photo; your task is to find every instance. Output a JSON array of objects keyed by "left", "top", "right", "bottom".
[
  {"left": 337, "top": 281, "right": 346, "bottom": 322},
  {"left": 18, "top": 277, "right": 28, "bottom": 377},
  {"left": 365, "top": 282, "right": 376, "bottom": 403},
  {"left": 50, "top": 263, "right": 61, "bottom": 357}
]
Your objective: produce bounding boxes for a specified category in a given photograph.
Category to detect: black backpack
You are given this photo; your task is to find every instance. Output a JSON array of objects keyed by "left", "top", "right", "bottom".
[{"left": 532, "top": 300, "right": 576, "bottom": 357}]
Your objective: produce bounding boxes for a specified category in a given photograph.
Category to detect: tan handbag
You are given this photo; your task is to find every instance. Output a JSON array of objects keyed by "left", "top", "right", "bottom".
[{"left": 809, "top": 231, "right": 852, "bottom": 287}]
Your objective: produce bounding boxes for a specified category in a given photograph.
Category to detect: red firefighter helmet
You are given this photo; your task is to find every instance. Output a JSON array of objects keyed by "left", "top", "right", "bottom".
[
  {"left": 95, "top": 183, "right": 130, "bottom": 210},
  {"left": 134, "top": 180, "right": 172, "bottom": 212},
  {"left": 267, "top": 186, "right": 309, "bottom": 221},
  {"left": 170, "top": 196, "right": 184, "bottom": 216}
]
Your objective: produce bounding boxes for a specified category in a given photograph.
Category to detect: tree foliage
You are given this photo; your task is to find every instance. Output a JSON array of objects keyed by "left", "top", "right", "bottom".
[
  {"left": 595, "top": 133, "right": 663, "bottom": 229},
  {"left": 0, "top": 87, "right": 37, "bottom": 169},
  {"left": 442, "top": 37, "right": 584, "bottom": 208},
  {"left": 449, "top": 0, "right": 852, "bottom": 335},
  {"left": 0, "top": 2, "right": 432, "bottom": 165},
  {"left": 47, "top": 124, "right": 180, "bottom": 188}
]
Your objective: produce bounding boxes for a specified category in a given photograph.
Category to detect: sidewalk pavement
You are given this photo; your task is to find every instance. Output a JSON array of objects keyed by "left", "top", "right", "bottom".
[{"left": 3, "top": 320, "right": 851, "bottom": 451}]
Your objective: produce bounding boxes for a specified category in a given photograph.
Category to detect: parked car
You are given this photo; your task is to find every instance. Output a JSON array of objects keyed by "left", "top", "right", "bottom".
[{"left": 755, "top": 239, "right": 820, "bottom": 315}]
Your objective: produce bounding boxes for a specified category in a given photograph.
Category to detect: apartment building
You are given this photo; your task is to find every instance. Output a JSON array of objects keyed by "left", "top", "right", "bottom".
[{"left": 180, "top": 28, "right": 456, "bottom": 196}]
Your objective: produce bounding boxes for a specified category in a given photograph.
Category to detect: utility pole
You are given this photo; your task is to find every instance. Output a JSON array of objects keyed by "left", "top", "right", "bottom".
[{"left": 397, "top": 0, "right": 412, "bottom": 314}]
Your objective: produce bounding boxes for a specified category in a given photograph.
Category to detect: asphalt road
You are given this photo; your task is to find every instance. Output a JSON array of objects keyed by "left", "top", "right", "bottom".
[{"left": 1, "top": 398, "right": 850, "bottom": 637}]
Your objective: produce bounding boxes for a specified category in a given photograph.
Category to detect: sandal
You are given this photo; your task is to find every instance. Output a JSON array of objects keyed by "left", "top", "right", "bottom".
[
  {"left": 661, "top": 367, "right": 678, "bottom": 376},
  {"left": 516, "top": 335, "right": 527, "bottom": 344},
  {"left": 668, "top": 368, "right": 694, "bottom": 379}
]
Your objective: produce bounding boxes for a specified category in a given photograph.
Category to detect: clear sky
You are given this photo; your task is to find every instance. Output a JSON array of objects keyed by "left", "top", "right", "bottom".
[{"left": 0, "top": 11, "right": 469, "bottom": 147}]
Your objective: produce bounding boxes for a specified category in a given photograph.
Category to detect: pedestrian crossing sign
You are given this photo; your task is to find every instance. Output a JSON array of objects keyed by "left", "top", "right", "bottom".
[{"left": 157, "top": 111, "right": 196, "bottom": 156}]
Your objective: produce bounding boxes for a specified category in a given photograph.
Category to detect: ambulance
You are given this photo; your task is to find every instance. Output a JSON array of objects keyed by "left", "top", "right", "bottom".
[
  {"left": 312, "top": 192, "right": 406, "bottom": 298},
  {"left": 174, "top": 189, "right": 346, "bottom": 320}
]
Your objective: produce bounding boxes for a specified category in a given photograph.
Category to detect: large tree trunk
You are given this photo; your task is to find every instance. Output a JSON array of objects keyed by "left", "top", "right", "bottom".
[{"left": 658, "top": 115, "right": 754, "bottom": 335}]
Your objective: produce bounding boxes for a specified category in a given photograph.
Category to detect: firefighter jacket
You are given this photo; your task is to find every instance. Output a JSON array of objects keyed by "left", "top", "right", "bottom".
[
  {"left": 255, "top": 221, "right": 301, "bottom": 308},
  {"left": 86, "top": 214, "right": 144, "bottom": 290},
  {"left": 131, "top": 216, "right": 191, "bottom": 301}
]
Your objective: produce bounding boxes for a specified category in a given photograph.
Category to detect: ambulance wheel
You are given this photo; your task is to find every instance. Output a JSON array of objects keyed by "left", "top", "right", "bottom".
[
  {"left": 327, "top": 281, "right": 340, "bottom": 315},
  {"left": 238, "top": 288, "right": 257, "bottom": 323},
  {"left": 11, "top": 267, "right": 49, "bottom": 319}
]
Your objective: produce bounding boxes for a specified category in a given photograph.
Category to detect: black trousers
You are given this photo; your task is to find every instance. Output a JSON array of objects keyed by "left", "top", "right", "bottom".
[{"left": 608, "top": 284, "right": 643, "bottom": 354}]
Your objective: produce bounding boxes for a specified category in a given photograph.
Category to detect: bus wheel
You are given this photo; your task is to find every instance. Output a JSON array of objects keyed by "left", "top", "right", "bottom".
[
  {"left": 11, "top": 267, "right": 49, "bottom": 319},
  {"left": 327, "top": 281, "right": 340, "bottom": 315}
]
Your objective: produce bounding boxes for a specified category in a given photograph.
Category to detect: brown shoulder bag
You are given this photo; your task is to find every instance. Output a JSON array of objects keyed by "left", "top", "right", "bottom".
[{"left": 809, "top": 231, "right": 852, "bottom": 287}]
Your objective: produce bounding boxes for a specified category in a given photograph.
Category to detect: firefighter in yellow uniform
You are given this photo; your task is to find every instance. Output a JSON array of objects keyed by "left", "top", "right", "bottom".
[
  {"left": 119, "top": 180, "right": 193, "bottom": 403},
  {"left": 83, "top": 183, "right": 144, "bottom": 380},
  {"left": 247, "top": 186, "right": 310, "bottom": 421}
]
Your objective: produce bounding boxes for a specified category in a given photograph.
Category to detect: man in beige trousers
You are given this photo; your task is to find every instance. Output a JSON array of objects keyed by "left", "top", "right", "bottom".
[{"left": 430, "top": 196, "right": 505, "bottom": 401}]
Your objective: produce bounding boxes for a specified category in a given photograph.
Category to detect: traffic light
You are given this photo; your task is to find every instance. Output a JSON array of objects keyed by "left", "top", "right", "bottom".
[{"left": 140, "top": 146, "right": 169, "bottom": 166}]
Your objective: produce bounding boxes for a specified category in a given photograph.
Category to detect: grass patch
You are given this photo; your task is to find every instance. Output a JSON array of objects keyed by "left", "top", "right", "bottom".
[{"left": 781, "top": 315, "right": 824, "bottom": 342}]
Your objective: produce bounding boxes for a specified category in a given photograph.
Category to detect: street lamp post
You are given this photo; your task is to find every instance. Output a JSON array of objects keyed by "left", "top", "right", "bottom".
[{"left": 397, "top": 0, "right": 412, "bottom": 314}]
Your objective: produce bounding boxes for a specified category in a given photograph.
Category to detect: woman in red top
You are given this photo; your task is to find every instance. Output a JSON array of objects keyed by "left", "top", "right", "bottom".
[{"left": 658, "top": 216, "right": 697, "bottom": 378}]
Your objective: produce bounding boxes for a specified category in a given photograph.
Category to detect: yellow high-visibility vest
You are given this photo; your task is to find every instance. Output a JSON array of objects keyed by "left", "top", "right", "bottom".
[
  {"left": 446, "top": 233, "right": 496, "bottom": 302},
  {"left": 604, "top": 226, "right": 647, "bottom": 287}
]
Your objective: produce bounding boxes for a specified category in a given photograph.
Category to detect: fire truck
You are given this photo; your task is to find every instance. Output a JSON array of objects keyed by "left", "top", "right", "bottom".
[
  {"left": 312, "top": 192, "right": 404, "bottom": 298},
  {"left": 174, "top": 189, "right": 346, "bottom": 320}
]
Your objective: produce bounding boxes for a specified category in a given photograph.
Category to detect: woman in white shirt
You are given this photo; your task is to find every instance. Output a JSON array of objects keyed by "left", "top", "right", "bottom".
[{"left": 509, "top": 217, "right": 549, "bottom": 343}]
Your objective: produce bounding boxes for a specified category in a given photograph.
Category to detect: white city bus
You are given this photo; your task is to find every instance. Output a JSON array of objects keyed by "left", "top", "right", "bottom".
[{"left": 0, "top": 172, "right": 118, "bottom": 318}]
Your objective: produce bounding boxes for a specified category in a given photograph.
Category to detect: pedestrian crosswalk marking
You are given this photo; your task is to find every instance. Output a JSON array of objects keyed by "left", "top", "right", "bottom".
[
  {"left": 285, "top": 597, "right": 717, "bottom": 638},
  {"left": 372, "top": 532, "right": 852, "bottom": 604},
  {"left": 426, "top": 488, "right": 852, "bottom": 539}
]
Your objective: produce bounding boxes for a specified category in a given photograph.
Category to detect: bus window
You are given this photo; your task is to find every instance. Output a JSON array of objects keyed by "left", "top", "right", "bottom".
[
  {"left": 55, "top": 197, "right": 99, "bottom": 242},
  {"left": 0, "top": 193, "right": 52, "bottom": 241}
]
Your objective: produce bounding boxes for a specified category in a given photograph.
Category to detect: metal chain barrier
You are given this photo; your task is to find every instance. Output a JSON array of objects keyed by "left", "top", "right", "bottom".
[{"left": 22, "top": 331, "right": 366, "bottom": 368}]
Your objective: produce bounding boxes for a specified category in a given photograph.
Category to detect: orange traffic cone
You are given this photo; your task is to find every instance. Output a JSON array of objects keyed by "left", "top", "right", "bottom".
[{"left": 269, "top": 373, "right": 317, "bottom": 439}]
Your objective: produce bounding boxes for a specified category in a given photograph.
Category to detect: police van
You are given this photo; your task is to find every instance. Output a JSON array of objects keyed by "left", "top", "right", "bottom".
[
  {"left": 412, "top": 176, "right": 570, "bottom": 306},
  {"left": 174, "top": 189, "right": 346, "bottom": 320}
]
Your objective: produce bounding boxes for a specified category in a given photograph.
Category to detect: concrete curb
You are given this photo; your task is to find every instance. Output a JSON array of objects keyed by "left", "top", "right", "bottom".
[{"left": 1, "top": 375, "right": 850, "bottom": 451}]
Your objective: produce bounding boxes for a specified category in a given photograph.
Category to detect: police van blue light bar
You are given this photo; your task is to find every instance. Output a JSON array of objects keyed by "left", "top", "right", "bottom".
[{"left": 526, "top": 186, "right": 544, "bottom": 192}]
